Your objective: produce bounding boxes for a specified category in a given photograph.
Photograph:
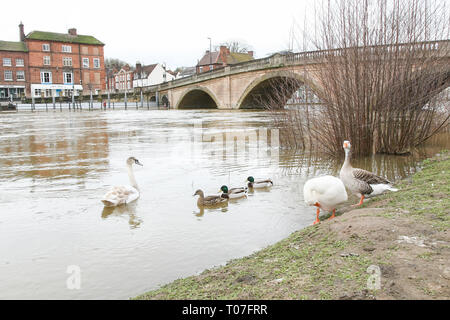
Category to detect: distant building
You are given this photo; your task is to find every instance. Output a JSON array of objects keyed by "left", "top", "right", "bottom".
[
  {"left": 133, "top": 62, "right": 176, "bottom": 88},
  {"left": 196, "top": 46, "right": 254, "bottom": 73},
  {"left": 0, "top": 36, "right": 29, "bottom": 98},
  {"left": 176, "top": 66, "right": 196, "bottom": 78},
  {"left": 105, "top": 67, "right": 117, "bottom": 93},
  {"left": 112, "top": 65, "right": 134, "bottom": 92}
]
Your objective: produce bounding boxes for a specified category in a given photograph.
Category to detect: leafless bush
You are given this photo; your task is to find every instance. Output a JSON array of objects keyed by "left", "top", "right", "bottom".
[{"left": 265, "top": 0, "right": 450, "bottom": 156}]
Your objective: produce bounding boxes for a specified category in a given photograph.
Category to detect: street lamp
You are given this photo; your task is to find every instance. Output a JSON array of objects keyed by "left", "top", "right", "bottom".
[{"left": 208, "top": 37, "right": 212, "bottom": 69}]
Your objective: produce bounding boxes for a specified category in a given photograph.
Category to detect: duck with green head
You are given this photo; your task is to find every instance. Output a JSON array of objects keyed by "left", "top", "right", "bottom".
[
  {"left": 219, "top": 185, "right": 248, "bottom": 199},
  {"left": 246, "top": 176, "right": 273, "bottom": 189}
]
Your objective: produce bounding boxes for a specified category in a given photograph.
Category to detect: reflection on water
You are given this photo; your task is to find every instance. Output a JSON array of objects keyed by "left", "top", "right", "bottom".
[
  {"left": 101, "top": 203, "right": 142, "bottom": 229},
  {"left": 0, "top": 109, "right": 448, "bottom": 300}
]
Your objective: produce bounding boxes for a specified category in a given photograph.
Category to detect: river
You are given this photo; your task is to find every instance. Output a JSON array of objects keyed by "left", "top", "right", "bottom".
[{"left": 0, "top": 108, "right": 448, "bottom": 299}]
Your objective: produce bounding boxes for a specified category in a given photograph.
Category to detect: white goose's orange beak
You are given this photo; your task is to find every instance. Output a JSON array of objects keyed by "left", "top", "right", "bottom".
[{"left": 343, "top": 142, "right": 349, "bottom": 148}]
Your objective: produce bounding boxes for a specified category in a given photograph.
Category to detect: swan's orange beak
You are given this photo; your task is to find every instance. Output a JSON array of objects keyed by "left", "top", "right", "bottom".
[{"left": 343, "top": 142, "right": 349, "bottom": 148}]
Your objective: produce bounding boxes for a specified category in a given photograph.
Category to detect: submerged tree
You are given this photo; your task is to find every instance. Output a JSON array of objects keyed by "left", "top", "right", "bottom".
[{"left": 266, "top": 0, "right": 450, "bottom": 156}]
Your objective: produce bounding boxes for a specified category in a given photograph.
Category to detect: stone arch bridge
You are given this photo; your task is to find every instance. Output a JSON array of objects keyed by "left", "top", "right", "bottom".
[{"left": 143, "top": 40, "right": 450, "bottom": 109}]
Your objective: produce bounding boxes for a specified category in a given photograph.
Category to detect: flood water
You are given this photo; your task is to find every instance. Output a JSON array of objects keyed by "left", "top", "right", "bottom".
[{"left": 0, "top": 108, "right": 448, "bottom": 299}]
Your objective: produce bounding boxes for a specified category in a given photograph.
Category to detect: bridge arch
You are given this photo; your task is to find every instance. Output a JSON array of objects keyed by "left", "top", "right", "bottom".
[
  {"left": 236, "top": 70, "right": 324, "bottom": 109},
  {"left": 176, "top": 86, "right": 220, "bottom": 109}
]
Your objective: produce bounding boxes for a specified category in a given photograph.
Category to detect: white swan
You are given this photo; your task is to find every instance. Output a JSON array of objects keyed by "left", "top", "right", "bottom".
[
  {"left": 303, "top": 175, "right": 348, "bottom": 224},
  {"left": 340, "top": 140, "right": 398, "bottom": 206},
  {"left": 101, "top": 157, "right": 143, "bottom": 207}
]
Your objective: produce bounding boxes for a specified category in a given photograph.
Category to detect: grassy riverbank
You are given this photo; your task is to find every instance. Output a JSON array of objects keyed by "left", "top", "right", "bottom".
[{"left": 135, "top": 152, "right": 449, "bottom": 300}]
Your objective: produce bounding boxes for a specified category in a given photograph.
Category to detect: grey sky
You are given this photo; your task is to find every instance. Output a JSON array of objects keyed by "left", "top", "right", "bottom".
[{"left": 1, "top": 0, "right": 309, "bottom": 70}]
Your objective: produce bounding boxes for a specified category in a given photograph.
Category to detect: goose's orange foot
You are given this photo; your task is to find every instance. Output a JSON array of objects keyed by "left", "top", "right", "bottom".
[
  {"left": 313, "top": 219, "right": 320, "bottom": 225},
  {"left": 328, "top": 209, "right": 336, "bottom": 220},
  {"left": 352, "top": 195, "right": 365, "bottom": 207}
]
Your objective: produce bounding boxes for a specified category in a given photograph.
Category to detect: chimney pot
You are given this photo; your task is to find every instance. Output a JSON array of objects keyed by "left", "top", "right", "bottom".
[
  {"left": 19, "top": 22, "right": 25, "bottom": 42},
  {"left": 68, "top": 28, "right": 77, "bottom": 36}
]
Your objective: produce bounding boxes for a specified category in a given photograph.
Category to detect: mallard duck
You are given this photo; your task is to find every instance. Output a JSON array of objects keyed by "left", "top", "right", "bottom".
[
  {"left": 193, "top": 189, "right": 228, "bottom": 206},
  {"left": 303, "top": 175, "right": 348, "bottom": 224},
  {"left": 219, "top": 185, "right": 248, "bottom": 199},
  {"left": 246, "top": 176, "right": 273, "bottom": 188},
  {"left": 101, "top": 157, "right": 143, "bottom": 207},
  {"left": 340, "top": 140, "right": 398, "bottom": 206}
]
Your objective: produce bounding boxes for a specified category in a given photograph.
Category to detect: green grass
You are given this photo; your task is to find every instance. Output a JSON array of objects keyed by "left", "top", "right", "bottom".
[{"left": 366, "top": 152, "right": 450, "bottom": 230}]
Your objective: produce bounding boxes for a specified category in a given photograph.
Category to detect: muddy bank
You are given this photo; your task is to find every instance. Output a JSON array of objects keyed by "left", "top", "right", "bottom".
[{"left": 134, "top": 152, "right": 449, "bottom": 300}]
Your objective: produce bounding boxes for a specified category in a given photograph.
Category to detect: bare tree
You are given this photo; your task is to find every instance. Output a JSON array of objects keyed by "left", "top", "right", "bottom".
[{"left": 265, "top": 0, "right": 450, "bottom": 156}]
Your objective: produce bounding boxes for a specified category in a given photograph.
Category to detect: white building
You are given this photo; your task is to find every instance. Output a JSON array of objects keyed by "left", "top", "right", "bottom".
[{"left": 133, "top": 62, "right": 176, "bottom": 88}]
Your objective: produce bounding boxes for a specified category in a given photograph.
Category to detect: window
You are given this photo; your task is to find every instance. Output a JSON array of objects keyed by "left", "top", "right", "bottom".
[
  {"left": 64, "top": 72, "right": 73, "bottom": 84},
  {"left": 93, "top": 47, "right": 99, "bottom": 55},
  {"left": 42, "top": 44, "right": 50, "bottom": 51},
  {"left": 34, "top": 89, "right": 42, "bottom": 97},
  {"left": 16, "top": 58, "right": 24, "bottom": 66},
  {"left": 3, "top": 58, "right": 12, "bottom": 66},
  {"left": 81, "top": 47, "right": 88, "bottom": 55},
  {"left": 16, "top": 71, "right": 25, "bottom": 81},
  {"left": 4, "top": 70, "right": 13, "bottom": 81},
  {"left": 82, "top": 58, "right": 89, "bottom": 68},
  {"left": 93, "top": 58, "right": 100, "bottom": 69},
  {"left": 126, "top": 74, "right": 130, "bottom": 80},
  {"left": 62, "top": 45, "right": 72, "bottom": 53},
  {"left": 63, "top": 57, "right": 72, "bottom": 66},
  {"left": 43, "top": 56, "right": 51, "bottom": 65},
  {"left": 115, "top": 76, "right": 118, "bottom": 82},
  {"left": 40, "top": 71, "right": 52, "bottom": 83},
  {"left": 127, "top": 81, "right": 131, "bottom": 89}
]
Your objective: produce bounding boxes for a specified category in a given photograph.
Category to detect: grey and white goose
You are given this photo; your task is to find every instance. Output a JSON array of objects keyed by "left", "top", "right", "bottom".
[{"left": 339, "top": 141, "right": 398, "bottom": 206}]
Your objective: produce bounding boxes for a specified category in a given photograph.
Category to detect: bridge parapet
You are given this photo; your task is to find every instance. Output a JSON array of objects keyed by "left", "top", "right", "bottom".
[{"left": 144, "top": 39, "right": 449, "bottom": 95}]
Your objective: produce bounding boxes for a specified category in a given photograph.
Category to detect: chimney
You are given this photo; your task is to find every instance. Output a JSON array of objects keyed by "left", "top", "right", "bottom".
[
  {"left": 19, "top": 22, "right": 25, "bottom": 42},
  {"left": 68, "top": 28, "right": 77, "bottom": 36},
  {"left": 135, "top": 62, "right": 142, "bottom": 77},
  {"left": 248, "top": 50, "right": 254, "bottom": 57}
]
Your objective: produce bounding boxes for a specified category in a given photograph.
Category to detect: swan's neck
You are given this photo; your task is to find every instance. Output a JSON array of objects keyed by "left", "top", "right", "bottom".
[{"left": 127, "top": 164, "right": 139, "bottom": 190}]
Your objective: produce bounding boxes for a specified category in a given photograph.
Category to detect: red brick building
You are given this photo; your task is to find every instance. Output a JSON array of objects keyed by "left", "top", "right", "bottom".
[
  {"left": 196, "top": 46, "right": 254, "bottom": 73},
  {"left": 0, "top": 24, "right": 29, "bottom": 98},
  {"left": 0, "top": 23, "right": 106, "bottom": 98},
  {"left": 113, "top": 65, "right": 134, "bottom": 92},
  {"left": 24, "top": 26, "right": 105, "bottom": 97}
]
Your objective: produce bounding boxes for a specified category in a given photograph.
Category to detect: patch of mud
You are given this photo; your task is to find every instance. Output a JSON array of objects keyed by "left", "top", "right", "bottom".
[{"left": 323, "top": 208, "right": 450, "bottom": 299}]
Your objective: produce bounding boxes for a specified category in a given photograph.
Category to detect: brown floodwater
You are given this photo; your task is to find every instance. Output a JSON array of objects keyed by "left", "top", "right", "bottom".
[{"left": 0, "top": 108, "right": 448, "bottom": 299}]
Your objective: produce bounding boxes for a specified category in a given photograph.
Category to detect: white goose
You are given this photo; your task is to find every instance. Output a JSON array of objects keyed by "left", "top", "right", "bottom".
[
  {"left": 101, "top": 157, "right": 143, "bottom": 207},
  {"left": 340, "top": 140, "right": 398, "bottom": 206},
  {"left": 303, "top": 175, "right": 348, "bottom": 224}
]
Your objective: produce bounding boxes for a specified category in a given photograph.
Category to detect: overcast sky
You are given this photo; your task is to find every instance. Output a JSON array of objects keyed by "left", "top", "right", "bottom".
[{"left": 1, "top": 0, "right": 310, "bottom": 70}]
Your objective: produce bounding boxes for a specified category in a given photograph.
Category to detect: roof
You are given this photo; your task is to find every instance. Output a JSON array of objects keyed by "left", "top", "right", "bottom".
[
  {"left": 225, "top": 52, "right": 254, "bottom": 64},
  {"left": 26, "top": 31, "right": 104, "bottom": 45},
  {"left": 141, "top": 63, "right": 158, "bottom": 74},
  {"left": 197, "top": 50, "right": 254, "bottom": 66},
  {"left": 197, "top": 52, "right": 220, "bottom": 66},
  {"left": 0, "top": 40, "right": 28, "bottom": 52}
]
